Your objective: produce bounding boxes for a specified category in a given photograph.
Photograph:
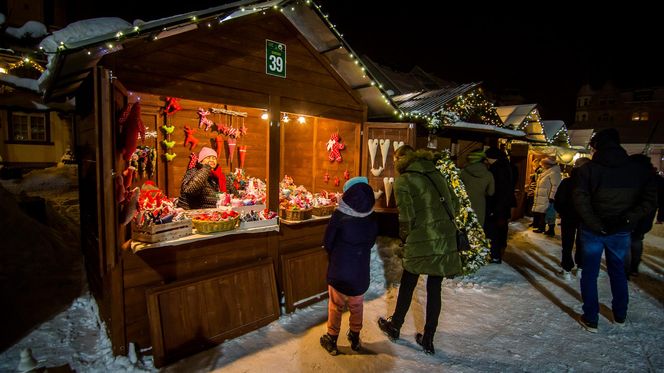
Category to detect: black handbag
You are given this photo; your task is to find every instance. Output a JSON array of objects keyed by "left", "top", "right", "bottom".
[{"left": 402, "top": 170, "right": 471, "bottom": 253}]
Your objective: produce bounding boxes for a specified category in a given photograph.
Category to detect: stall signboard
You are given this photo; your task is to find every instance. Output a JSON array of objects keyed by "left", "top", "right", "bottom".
[{"left": 266, "top": 39, "right": 286, "bottom": 78}]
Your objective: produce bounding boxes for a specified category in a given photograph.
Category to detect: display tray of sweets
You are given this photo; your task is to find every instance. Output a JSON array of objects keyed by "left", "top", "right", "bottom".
[
  {"left": 240, "top": 208, "right": 278, "bottom": 229},
  {"left": 188, "top": 210, "right": 240, "bottom": 234}
]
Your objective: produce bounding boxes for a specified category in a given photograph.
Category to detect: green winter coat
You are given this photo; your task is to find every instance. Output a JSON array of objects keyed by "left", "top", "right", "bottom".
[
  {"left": 460, "top": 162, "right": 495, "bottom": 225},
  {"left": 395, "top": 154, "right": 462, "bottom": 277}
]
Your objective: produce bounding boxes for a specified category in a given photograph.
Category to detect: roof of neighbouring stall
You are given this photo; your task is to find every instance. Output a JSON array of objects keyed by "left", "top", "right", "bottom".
[
  {"left": 541, "top": 120, "right": 569, "bottom": 143},
  {"left": 447, "top": 121, "right": 526, "bottom": 138},
  {"left": 496, "top": 104, "right": 538, "bottom": 129},
  {"left": 22, "top": 0, "right": 401, "bottom": 118},
  {"left": 391, "top": 83, "right": 480, "bottom": 116},
  {"left": 567, "top": 129, "right": 594, "bottom": 147}
]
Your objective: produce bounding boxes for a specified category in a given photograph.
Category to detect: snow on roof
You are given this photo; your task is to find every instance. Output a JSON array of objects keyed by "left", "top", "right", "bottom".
[
  {"left": 452, "top": 121, "right": 526, "bottom": 138},
  {"left": 541, "top": 120, "right": 566, "bottom": 141},
  {"left": 0, "top": 74, "right": 39, "bottom": 92},
  {"left": 496, "top": 104, "right": 538, "bottom": 127},
  {"left": 5, "top": 20, "right": 47, "bottom": 39}
]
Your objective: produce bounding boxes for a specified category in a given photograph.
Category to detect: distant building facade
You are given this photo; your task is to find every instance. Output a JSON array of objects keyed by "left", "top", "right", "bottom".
[{"left": 571, "top": 82, "right": 664, "bottom": 169}]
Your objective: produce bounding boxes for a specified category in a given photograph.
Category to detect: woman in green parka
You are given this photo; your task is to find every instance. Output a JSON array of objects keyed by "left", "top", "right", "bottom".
[{"left": 378, "top": 145, "right": 462, "bottom": 355}]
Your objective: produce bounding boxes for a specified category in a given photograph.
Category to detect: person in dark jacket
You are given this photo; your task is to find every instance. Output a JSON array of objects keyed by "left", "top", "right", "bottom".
[
  {"left": 177, "top": 147, "right": 226, "bottom": 209},
  {"left": 554, "top": 157, "right": 590, "bottom": 279},
  {"left": 378, "top": 145, "right": 461, "bottom": 355},
  {"left": 320, "top": 177, "right": 377, "bottom": 355},
  {"left": 460, "top": 149, "right": 495, "bottom": 226},
  {"left": 484, "top": 147, "right": 516, "bottom": 264},
  {"left": 624, "top": 154, "right": 658, "bottom": 278},
  {"left": 573, "top": 128, "right": 657, "bottom": 332}
]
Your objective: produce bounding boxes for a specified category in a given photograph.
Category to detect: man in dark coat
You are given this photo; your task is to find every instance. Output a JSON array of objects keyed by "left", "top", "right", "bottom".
[
  {"left": 320, "top": 177, "right": 377, "bottom": 355},
  {"left": 485, "top": 147, "right": 516, "bottom": 264},
  {"left": 554, "top": 157, "right": 590, "bottom": 278},
  {"left": 573, "top": 128, "right": 657, "bottom": 332}
]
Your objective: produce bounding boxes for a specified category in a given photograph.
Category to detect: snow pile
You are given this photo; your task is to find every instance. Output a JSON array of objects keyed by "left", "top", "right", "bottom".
[
  {"left": 38, "top": 17, "right": 131, "bottom": 90},
  {"left": 5, "top": 20, "right": 47, "bottom": 39},
  {"left": 0, "top": 189, "right": 662, "bottom": 372},
  {"left": 0, "top": 74, "right": 39, "bottom": 92}
]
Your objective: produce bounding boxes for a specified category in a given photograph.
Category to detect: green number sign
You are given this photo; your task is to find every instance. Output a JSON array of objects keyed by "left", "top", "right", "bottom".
[{"left": 266, "top": 39, "right": 286, "bottom": 78}]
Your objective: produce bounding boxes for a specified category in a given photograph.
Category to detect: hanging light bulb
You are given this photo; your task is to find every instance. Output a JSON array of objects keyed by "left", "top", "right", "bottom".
[
  {"left": 298, "top": 116, "right": 306, "bottom": 124},
  {"left": 281, "top": 113, "right": 290, "bottom": 123},
  {"left": 261, "top": 111, "right": 269, "bottom": 120}
]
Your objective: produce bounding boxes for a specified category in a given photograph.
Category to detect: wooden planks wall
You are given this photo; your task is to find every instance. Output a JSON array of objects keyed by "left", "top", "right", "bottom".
[
  {"left": 121, "top": 232, "right": 275, "bottom": 349},
  {"left": 281, "top": 117, "right": 360, "bottom": 193}
]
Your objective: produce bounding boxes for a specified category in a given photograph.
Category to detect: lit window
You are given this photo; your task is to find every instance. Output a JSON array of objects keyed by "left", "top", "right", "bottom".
[
  {"left": 632, "top": 112, "right": 640, "bottom": 121},
  {"left": 640, "top": 112, "right": 649, "bottom": 121},
  {"left": 10, "top": 112, "right": 48, "bottom": 142}
]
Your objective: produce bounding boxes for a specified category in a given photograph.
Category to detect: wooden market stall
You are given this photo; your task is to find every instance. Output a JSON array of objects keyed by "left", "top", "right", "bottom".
[{"left": 39, "top": 2, "right": 393, "bottom": 366}]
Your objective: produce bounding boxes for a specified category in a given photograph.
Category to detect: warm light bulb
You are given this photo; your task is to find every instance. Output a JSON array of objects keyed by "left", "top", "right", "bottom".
[
  {"left": 282, "top": 113, "right": 290, "bottom": 123},
  {"left": 298, "top": 116, "right": 306, "bottom": 124},
  {"left": 261, "top": 112, "right": 269, "bottom": 120}
]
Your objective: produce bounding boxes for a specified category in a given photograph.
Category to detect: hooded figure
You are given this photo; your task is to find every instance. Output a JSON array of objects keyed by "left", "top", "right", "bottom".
[
  {"left": 460, "top": 149, "right": 495, "bottom": 225},
  {"left": 320, "top": 177, "right": 378, "bottom": 355}
]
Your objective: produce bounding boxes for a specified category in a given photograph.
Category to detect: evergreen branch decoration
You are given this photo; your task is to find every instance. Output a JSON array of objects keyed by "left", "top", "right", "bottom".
[{"left": 435, "top": 150, "right": 491, "bottom": 275}]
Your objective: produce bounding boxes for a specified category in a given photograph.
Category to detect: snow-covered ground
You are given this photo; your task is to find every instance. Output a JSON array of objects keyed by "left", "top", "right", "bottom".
[{"left": 1, "top": 168, "right": 663, "bottom": 372}]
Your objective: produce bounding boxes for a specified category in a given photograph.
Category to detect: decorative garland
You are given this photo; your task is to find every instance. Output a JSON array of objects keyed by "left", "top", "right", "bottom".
[
  {"left": 426, "top": 110, "right": 460, "bottom": 133},
  {"left": 435, "top": 150, "right": 491, "bottom": 275}
]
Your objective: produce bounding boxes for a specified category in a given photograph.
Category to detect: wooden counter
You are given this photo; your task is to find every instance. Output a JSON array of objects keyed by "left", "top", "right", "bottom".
[{"left": 123, "top": 217, "right": 331, "bottom": 366}]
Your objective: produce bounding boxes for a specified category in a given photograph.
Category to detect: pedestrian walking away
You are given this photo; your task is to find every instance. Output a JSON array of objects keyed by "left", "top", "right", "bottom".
[
  {"left": 573, "top": 128, "right": 657, "bottom": 332},
  {"left": 377, "top": 145, "right": 462, "bottom": 355}
]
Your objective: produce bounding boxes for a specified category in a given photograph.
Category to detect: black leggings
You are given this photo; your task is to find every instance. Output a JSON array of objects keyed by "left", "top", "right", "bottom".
[{"left": 391, "top": 269, "right": 443, "bottom": 334}]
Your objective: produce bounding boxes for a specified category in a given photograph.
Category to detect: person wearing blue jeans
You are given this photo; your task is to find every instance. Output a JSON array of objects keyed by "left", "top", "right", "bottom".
[
  {"left": 579, "top": 230, "right": 630, "bottom": 328},
  {"left": 573, "top": 128, "right": 656, "bottom": 333}
]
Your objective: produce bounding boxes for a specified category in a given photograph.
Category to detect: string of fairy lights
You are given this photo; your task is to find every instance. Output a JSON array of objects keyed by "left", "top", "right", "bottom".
[{"left": 1, "top": 0, "right": 565, "bottom": 146}]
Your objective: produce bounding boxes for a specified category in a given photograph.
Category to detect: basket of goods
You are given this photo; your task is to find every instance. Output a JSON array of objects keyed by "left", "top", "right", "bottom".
[
  {"left": 280, "top": 206, "right": 312, "bottom": 221},
  {"left": 279, "top": 187, "right": 313, "bottom": 221},
  {"left": 132, "top": 182, "right": 192, "bottom": 243},
  {"left": 240, "top": 208, "right": 279, "bottom": 229},
  {"left": 312, "top": 191, "right": 338, "bottom": 217},
  {"left": 190, "top": 210, "right": 240, "bottom": 233}
]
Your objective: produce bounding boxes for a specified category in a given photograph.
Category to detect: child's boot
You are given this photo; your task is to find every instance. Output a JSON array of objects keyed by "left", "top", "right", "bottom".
[
  {"left": 320, "top": 333, "right": 338, "bottom": 355},
  {"left": 347, "top": 330, "right": 361, "bottom": 351}
]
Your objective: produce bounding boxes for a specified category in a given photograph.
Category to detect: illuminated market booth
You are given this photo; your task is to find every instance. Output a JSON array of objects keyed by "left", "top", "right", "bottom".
[{"left": 37, "top": 1, "right": 411, "bottom": 366}]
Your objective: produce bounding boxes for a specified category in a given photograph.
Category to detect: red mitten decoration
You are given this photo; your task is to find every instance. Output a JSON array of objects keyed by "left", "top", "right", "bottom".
[
  {"left": 210, "top": 166, "right": 227, "bottom": 192},
  {"left": 163, "top": 97, "right": 182, "bottom": 116},
  {"left": 184, "top": 126, "right": 199, "bottom": 150},
  {"left": 119, "top": 102, "right": 146, "bottom": 161}
]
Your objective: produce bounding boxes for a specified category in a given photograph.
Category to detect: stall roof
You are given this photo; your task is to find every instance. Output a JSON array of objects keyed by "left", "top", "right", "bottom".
[
  {"left": 567, "top": 129, "right": 594, "bottom": 147},
  {"left": 449, "top": 121, "right": 526, "bottom": 138},
  {"left": 541, "top": 120, "right": 568, "bottom": 143},
  {"left": 496, "top": 104, "right": 538, "bottom": 129},
  {"left": 391, "top": 83, "right": 480, "bottom": 116},
  {"left": 31, "top": 0, "right": 400, "bottom": 119}
]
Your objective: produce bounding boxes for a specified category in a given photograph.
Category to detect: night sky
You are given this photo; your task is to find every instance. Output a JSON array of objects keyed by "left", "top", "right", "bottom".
[{"left": 71, "top": 1, "right": 663, "bottom": 124}]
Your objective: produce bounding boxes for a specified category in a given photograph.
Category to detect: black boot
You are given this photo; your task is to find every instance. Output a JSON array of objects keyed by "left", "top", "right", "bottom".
[
  {"left": 415, "top": 332, "right": 435, "bottom": 355},
  {"left": 545, "top": 225, "right": 555, "bottom": 236},
  {"left": 377, "top": 317, "right": 400, "bottom": 341},
  {"left": 320, "top": 333, "right": 338, "bottom": 355},
  {"left": 347, "top": 330, "right": 361, "bottom": 351}
]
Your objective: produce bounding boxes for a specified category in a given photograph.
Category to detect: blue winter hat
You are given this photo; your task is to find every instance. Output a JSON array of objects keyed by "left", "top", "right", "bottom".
[{"left": 343, "top": 176, "right": 369, "bottom": 192}]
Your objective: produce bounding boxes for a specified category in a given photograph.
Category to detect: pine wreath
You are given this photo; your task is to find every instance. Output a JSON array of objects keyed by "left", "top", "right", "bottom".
[{"left": 434, "top": 150, "right": 491, "bottom": 274}]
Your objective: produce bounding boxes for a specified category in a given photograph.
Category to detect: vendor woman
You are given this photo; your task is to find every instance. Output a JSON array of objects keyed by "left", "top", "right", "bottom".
[{"left": 178, "top": 147, "right": 227, "bottom": 209}]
